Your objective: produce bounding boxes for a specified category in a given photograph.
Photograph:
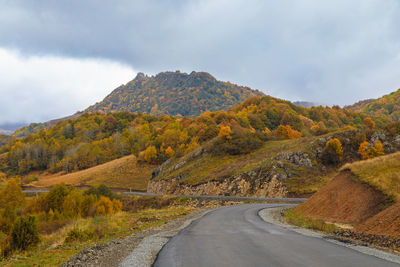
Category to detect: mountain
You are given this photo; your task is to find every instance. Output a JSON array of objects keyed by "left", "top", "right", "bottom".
[
  {"left": 345, "top": 88, "right": 400, "bottom": 121},
  {"left": 86, "top": 71, "right": 264, "bottom": 117}
]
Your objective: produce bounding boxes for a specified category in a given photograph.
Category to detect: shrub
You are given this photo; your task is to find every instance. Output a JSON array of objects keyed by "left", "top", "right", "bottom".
[
  {"left": 11, "top": 216, "right": 39, "bottom": 251},
  {"left": 218, "top": 125, "right": 232, "bottom": 139},
  {"left": 321, "top": 138, "right": 343, "bottom": 165},
  {"left": 84, "top": 184, "right": 116, "bottom": 200},
  {"left": 62, "top": 189, "right": 83, "bottom": 218},
  {"left": 0, "top": 206, "right": 17, "bottom": 234},
  {"left": 275, "top": 125, "right": 301, "bottom": 139},
  {"left": 95, "top": 196, "right": 114, "bottom": 216},
  {"left": 64, "top": 227, "right": 95, "bottom": 244},
  {"left": 81, "top": 194, "right": 98, "bottom": 217},
  {"left": 46, "top": 183, "right": 69, "bottom": 213}
]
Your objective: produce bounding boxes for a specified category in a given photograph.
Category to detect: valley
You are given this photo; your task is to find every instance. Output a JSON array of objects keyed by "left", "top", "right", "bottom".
[{"left": 0, "top": 71, "right": 400, "bottom": 266}]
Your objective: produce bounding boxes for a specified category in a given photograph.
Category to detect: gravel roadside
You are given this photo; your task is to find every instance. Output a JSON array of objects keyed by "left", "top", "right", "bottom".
[{"left": 62, "top": 209, "right": 210, "bottom": 267}]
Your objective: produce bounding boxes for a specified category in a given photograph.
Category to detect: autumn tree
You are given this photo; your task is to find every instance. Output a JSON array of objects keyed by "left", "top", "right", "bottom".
[
  {"left": 218, "top": 125, "right": 232, "bottom": 139},
  {"left": 359, "top": 140, "right": 385, "bottom": 159},
  {"left": 364, "top": 117, "right": 375, "bottom": 129},
  {"left": 0, "top": 179, "right": 25, "bottom": 209},
  {"left": 358, "top": 141, "right": 369, "bottom": 160},
  {"left": 322, "top": 138, "right": 343, "bottom": 165},
  {"left": 165, "top": 146, "right": 175, "bottom": 158},
  {"left": 275, "top": 125, "right": 301, "bottom": 139},
  {"left": 143, "top": 146, "right": 157, "bottom": 163}
]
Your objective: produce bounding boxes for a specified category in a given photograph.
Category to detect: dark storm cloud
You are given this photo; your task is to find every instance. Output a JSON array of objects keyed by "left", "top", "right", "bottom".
[{"left": 1, "top": 0, "right": 400, "bottom": 124}]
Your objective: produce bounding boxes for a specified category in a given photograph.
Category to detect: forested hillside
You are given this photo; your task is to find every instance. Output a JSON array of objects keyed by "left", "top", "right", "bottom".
[
  {"left": 0, "top": 95, "right": 365, "bottom": 177},
  {"left": 0, "top": 135, "right": 11, "bottom": 147},
  {"left": 86, "top": 71, "right": 264, "bottom": 117},
  {"left": 345, "top": 88, "right": 400, "bottom": 124}
]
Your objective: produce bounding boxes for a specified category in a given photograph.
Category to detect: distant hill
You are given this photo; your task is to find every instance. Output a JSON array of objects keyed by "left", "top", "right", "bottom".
[
  {"left": 86, "top": 71, "right": 264, "bottom": 117},
  {"left": 0, "top": 134, "right": 11, "bottom": 147},
  {"left": 293, "top": 101, "right": 319, "bottom": 108},
  {"left": 12, "top": 112, "right": 82, "bottom": 138},
  {"left": 345, "top": 88, "right": 400, "bottom": 121},
  {"left": 0, "top": 122, "right": 27, "bottom": 135}
]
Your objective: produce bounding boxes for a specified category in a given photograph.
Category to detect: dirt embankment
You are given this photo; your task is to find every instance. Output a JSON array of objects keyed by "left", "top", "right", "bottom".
[
  {"left": 294, "top": 170, "right": 389, "bottom": 225},
  {"left": 355, "top": 202, "right": 400, "bottom": 238}
]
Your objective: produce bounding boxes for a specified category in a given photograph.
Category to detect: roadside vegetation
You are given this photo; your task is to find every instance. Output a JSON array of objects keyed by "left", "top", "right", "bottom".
[
  {"left": 0, "top": 180, "right": 195, "bottom": 266},
  {"left": 284, "top": 209, "right": 337, "bottom": 233}
]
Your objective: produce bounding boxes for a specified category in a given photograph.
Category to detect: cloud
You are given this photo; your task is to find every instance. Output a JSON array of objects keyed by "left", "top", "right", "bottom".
[
  {"left": 1, "top": 0, "right": 400, "bottom": 122},
  {"left": 0, "top": 48, "right": 136, "bottom": 124}
]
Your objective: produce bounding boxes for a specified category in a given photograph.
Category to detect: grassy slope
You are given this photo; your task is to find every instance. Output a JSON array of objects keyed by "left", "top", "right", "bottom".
[
  {"left": 154, "top": 135, "right": 337, "bottom": 195},
  {"left": 341, "top": 151, "right": 400, "bottom": 201},
  {"left": 294, "top": 152, "right": 400, "bottom": 237},
  {"left": 31, "top": 155, "right": 153, "bottom": 190}
]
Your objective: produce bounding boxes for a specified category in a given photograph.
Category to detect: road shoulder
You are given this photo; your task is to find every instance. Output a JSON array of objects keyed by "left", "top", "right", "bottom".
[{"left": 259, "top": 206, "right": 400, "bottom": 265}]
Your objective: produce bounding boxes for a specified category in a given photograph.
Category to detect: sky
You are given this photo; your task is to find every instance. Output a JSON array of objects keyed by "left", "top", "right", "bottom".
[{"left": 1, "top": 0, "right": 400, "bottom": 125}]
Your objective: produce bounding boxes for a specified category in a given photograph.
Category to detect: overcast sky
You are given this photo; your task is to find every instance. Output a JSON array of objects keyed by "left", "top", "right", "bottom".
[{"left": 1, "top": 0, "right": 400, "bottom": 125}]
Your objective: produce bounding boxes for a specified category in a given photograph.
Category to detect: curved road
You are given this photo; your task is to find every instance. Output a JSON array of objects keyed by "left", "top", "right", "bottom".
[{"left": 154, "top": 204, "right": 399, "bottom": 267}]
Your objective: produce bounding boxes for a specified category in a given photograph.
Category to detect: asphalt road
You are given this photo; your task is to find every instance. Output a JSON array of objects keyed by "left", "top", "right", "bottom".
[{"left": 153, "top": 204, "right": 400, "bottom": 267}]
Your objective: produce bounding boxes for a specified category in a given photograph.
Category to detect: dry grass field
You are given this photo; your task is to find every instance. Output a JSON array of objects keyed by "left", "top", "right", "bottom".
[{"left": 30, "top": 155, "right": 154, "bottom": 190}]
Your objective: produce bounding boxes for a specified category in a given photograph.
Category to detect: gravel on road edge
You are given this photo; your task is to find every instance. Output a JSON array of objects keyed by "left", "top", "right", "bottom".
[
  {"left": 259, "top": 206, "right": 400, "bottom": 265},
  {"left": 62, "top": 209, "right": 210, "bottom": 267}
]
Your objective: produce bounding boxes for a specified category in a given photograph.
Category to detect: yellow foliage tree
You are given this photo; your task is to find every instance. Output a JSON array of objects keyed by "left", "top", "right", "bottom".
[
  {"left": 0, "top": 179, "right": 26, "bottom": 209},
  {"left": 218, "top": 125, "right": 232, "bottom": 139},
  {"left": 95, "top": 196, "right": 114, "bottom": 216},
  {"left": 322, "top": 138, "right": 343, "bottom": 165},
  {"left": 143, "top": 146, "right": 157, "bottom": 163}
]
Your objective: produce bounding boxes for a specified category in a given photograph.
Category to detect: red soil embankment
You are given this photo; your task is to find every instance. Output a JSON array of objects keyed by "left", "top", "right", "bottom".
[
  {"left": 294, "top": 170, "right": 388, "bottom": 225},
  {"left": 355, "top": 201, "right": 400, "bottom": 238}
]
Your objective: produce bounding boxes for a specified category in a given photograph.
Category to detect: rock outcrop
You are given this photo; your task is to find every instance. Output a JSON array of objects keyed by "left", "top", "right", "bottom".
[{"left": 148, "top": 175, "right": 287, "bottom": 198}]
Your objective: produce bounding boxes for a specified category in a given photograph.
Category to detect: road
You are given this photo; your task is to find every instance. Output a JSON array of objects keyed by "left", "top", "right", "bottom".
[
  {"left": 153, "top": 204, "right": 400, "bottom": 267},
  {"left": 123, "top": 192, "right": 307, "bottom": 203}
]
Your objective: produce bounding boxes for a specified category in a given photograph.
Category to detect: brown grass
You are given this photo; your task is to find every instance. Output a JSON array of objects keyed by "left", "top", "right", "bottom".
[
  {"left": 31, "top": 155, "right": 153, "bottom": 190},
  {"left": 341, "top": 151, "right": 400, "bottom": 201}
]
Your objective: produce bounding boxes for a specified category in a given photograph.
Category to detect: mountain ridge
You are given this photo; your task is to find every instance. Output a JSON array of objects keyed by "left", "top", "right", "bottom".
[{"left": 85, "top": 71, "right": 264, "bottom": 117}]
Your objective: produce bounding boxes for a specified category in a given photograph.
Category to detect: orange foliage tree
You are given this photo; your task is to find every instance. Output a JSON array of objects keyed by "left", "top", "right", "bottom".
[
  {"left": 364, "top": 117, "right": 375, "bottom": 129},
  {"left": 359, "top": 140, "right": 385, "bottom": 160},
  {"left": 275, "top": 125, "right": 301, "bottom": 139},
  {"left": 218, "top": 125, "right": 232, "bottom": 139}
]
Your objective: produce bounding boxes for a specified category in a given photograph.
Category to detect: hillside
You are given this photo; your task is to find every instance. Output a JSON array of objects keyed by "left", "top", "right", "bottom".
[
  {"left": 28, "top": 155, "right": 152, "bottom": 190},
  {"left": 86, "top": 71, "right": 264, "bottom": 117},
  {"left": 148, "top": 125, "right": 400, "bottom": 197},
  {"left": 294, "top": 151, "right": 400, "bottom": 238},
  {"left": 345, "top": 88, "right": 400, "bottom": 123},
  {"left": 12, "top": 112, "right": 82, "bottom": 138},
  {"left": 0, "top": 134, "right": 11, "bottom": 147},
  {"left": 1, "top": 93, "right": 367, "bottom": 179}
]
